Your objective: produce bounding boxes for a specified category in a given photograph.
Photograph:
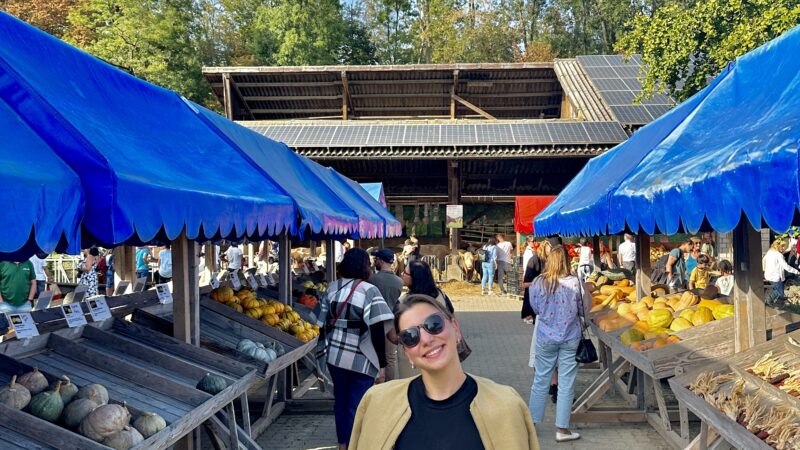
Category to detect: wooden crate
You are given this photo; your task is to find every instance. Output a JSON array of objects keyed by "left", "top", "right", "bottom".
[
  {"left": 0, "top": 319, "right": 257, "bottom": 450},
  {"left": 668, "top": 330, "right": 800, "bottom": 450}
]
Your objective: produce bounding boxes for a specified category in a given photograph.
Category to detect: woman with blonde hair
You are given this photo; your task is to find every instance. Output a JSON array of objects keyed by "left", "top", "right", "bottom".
[
  {"left": 528, "top": 246, "right": 592, "bottom": 442},
  {"left": 350, "top": 294, "right": 540, "bottom": 450}
]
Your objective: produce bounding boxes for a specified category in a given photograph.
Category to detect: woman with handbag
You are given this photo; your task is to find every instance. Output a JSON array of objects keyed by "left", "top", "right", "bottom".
[
  {"left": 317, "top": 248, "right": 394, "bottom": 450},
  {"left": 527, "top": 245, "right": 593, "bottom": 443},
  {"left": 350, "top": 294, "right": 540, "bottom": 450}
]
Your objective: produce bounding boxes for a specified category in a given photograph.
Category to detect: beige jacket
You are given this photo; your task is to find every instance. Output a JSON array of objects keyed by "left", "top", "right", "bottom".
[{"left": 350, "top": 374, "right": 541, "bottom": 450}]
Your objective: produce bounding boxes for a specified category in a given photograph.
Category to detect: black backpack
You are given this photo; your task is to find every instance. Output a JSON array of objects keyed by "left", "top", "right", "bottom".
[{"left": 650, "top": 254, "right": 671, "bottom": 285}]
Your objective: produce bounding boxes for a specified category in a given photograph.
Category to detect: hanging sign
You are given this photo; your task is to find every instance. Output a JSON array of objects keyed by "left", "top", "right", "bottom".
[
  {"left": 445, "top": 205, "right": 464, "bottom": 229},
  {"left": 155, "top": 284, "right": 173, "bottom": 305},
  {"left": 113, "top": 280, "right": 130, "bottom": 296},
  {"left": 267, "top": 272, "right": 277, "bottom": 286},
  {"left": 6, "top": 313, "right": 39, "bottom": 338},
  {"left": 210, "top": 272, "right": 220, "bottom": 289},
  {"left": 34, "top": 291, "right": 53, "bottom": 311},
  {"left": 246, "top": 273, "right": 258, "bottom": 290},
  {"left": 61, "top": 304, "right": 87, "bottom": 328},
  {"left": 86, "top": 295, "right": 112, "bottom": 321},
  {"left": 230, "top": 271, "right": 242, "bottom": 290}
]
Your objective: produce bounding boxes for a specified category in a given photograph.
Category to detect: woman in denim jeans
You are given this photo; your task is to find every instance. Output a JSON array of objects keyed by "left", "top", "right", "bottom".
[
  {"left": 480, "top": 238, "right": 498, "bottom": 295},
  {"left": 527, "top": 246, "right": 592, "bottom": 442}
]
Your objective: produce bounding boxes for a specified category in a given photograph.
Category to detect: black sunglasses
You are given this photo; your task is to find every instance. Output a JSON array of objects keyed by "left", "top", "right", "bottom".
[{"left": 398, "top": 313, "right": 446, "bottom": 348}]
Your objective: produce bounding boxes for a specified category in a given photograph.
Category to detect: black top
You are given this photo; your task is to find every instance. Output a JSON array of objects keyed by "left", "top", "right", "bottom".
[
  {"left": 395, "top": 376, "right": 484, "bottom": 450},
  {"left": 521, "top": 253, "right": 543, "bottom": 319}
]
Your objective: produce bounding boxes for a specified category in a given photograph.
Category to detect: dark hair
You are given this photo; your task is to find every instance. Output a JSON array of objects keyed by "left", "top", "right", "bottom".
[
  {"left": 579, "top": 237, "right": 588, "bottom": 245},
  {"left": 407, "top": 260, "right": 438, "bottom": 297},
  {"left": 164, "top": 244, "right": 171, "bottom": 250},
  {"left": 36, "top": 251, "right": 48, "bottom": 259},
  {"left": 486, "top": 238, "right": 497, "bottom": 246},
  {"left": 89, "top": 247, "right": 100, "bottom": 257},
  {"left": 718, "top": 259, "right": 733, "bottom": 274},
  {"left": 338, "top": 248, "right": 372, "bottom": 280},
  {"left": 697, "top": 254, "right": 710, "bottom": 265},
  {"left": 497, "top": 233, "right": 505, "bottom": 240},
  {"left": 394, "top": 294, "right": 454, "bottom": 333}
]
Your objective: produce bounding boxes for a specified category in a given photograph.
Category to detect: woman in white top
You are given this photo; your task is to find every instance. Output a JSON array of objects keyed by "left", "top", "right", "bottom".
[
  {"left": 157, "top": 245, "right": 172, "bottom": 282},
  {"left": 576, "top": 238, "right": 593, "bottom": 282},
  {"left": 763, "top": 239, "right": 799, "bottom": 303}
]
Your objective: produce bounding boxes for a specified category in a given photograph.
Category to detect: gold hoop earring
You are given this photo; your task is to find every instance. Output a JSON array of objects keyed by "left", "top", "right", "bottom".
[{"left": 411, "top": 362, "right": 415, "bottom": 369}]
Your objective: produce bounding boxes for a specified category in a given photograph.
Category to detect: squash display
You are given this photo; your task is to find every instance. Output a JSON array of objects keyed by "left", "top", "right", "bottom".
[
  {"left": 63, "top": 394, "right": 100, "bottom": 429},
  {"left": 103, "top": 426, "right": 144, "bottom": 450},
  {"left": 237, "top": 339, "right": 278, "bottom": 363},
  {"left": 75, "top": 383, "right": 109, "bottom": 405},
  {"left": 17, "top": 367, "right": 49, "bottom": 394},
  {"left": 29, "top": 381, "right": 65, "bottom": 423},
  {"left": 133, "top": 411, "right": 167, "bottom": 438},
  {"left": 53, "top": 375, "right": 79, "bottom": 404},
  {"left": 196, "top": 373, "right": 227, "bottom": 395},
  {"left": 620, "top": 328, "right": 644, "bottom": 345},
  {"left": 79, "top": 402, "right": 132, "bottom": 442},
  {"left": 712, "top": 304, "right": 734, "bottom": 320},
  {"left": 647, "top": 309, "right": 673, "bottom": 329},
  {"left": 0, "top": 375, "right": 31, "bottom": 410}
]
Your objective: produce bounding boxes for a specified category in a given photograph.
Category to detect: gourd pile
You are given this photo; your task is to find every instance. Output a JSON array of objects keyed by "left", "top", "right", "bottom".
[
  {"left": 236, "top": 339, "right": 285, "bottom": 363},
  {"left": 0, "top": 368, "right": 167, "bottom": 450},
  {"left": 589, "top": 278, "right": 734, "bottom": 351},
  {"left": 689, "top": 371, "right": 800, "bottom": 449},
  {"left": 209, "top": 287, "right": 320, "bottom": 343}
]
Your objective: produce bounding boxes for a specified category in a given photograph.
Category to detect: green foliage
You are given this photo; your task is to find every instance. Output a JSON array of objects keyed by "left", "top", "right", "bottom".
[{"left": 616, "top": 0, "right": 800, "bottom": 101}]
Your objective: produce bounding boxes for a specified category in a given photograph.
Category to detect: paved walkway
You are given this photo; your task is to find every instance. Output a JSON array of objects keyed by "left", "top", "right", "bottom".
[{"left": 256, "top": 288, "right": 671, "bottom": 450}]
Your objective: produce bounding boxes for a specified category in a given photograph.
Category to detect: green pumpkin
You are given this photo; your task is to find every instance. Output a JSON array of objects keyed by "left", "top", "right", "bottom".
[
  {"left": 133, "top": 411, "right": 167, "bottom": 438},
  {"left": 63, "top": 394, "right": 100, "bottom": 429},
  {"left": 196, "top": 373, "right": 227, "bottom": 395},
  {"left": 52, "top": 375, "right": 78, "bottom": 404},
  {"left": 29, "top": 381, "right": 64, "bottom": 422},
  {"left": 0, "top": 375, "right": 31, "bottom": 410}
]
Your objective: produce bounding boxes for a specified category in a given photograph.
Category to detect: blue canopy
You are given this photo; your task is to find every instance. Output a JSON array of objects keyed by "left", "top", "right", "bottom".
[
  {"left": 293, "top": 156, "right": 385, "bottom": 238},
  {"left": 610, "top": 25, "right": 800, "bottom": 235},
  {"left": 194, "top": 104, "right": 360, "bottom": 238},
  {"left": 361, "top": 183, "right": 387, "bottom": 207},
  {"left": 0, "top": 95, "right": 84, "bottom": 258},
  {"left": 0, "top": 12, "right": 296, "bottom": 245},
  {"left": 534, "top": 69, "right": 731, "bottom": 237},
  {"left": 339, "top": 174, "right": 402, "bottom": 238}
]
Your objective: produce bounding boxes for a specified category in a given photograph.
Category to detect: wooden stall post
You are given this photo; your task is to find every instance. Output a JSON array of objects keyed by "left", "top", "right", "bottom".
[
  {"left": 173, "top": 231, "right": 200, "bottom": 346},
  {"left": 447, "top": 160, "right": 460, "bottom": 253},
  {"left": 732, "top": 220, "right": 767, "bottom": 352},
  {"left": 592, "top": 236, "right": 602, "bottom": 269},
  {"left": 325, "top": 240, "right": 336, "bottom": 283},
  {"left": 635, "top": 233, "right": 652, "bottom": 301},
  {"left": 203, "top": 243, "right": 216, "bottom": 272},
  {"left": 278, "top": 232, "right": 292, "bottom": 306}
]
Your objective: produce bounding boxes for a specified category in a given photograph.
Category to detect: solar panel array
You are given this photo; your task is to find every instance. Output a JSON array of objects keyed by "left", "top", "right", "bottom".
[
  {"left": 246, "top": 122, "right": 628, "bottom": 148},
  {"left": 576, "top": 55, "right": 674, "bottom": 125}
]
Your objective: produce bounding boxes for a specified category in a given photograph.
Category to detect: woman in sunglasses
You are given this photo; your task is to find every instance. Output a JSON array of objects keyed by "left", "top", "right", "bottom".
[{"left": 350, "top": 294, "right": 540, "bottom": 450}]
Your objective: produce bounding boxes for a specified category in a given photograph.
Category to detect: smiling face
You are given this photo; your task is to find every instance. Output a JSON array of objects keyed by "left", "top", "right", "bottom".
[{"left": 398, "top": 302, "right": 462, "bottom": 373}]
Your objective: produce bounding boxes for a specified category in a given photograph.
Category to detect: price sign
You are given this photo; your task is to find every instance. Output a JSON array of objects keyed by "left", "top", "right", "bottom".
[
  {"left": 6, "top": 313, "right": 39, "bottom": 338},
  {"left": 34, "top": 291, "right": 54, "bottom": 311},
  {"left": 155, "top": 284, "right": 173, "bottom": 305},
  {"left": 86, "top": 295, "right": 112, "bottom": 321},
  {"left": 267, "top": 272, "right": 277, "bottom": 286},
  {"left": 61, "top": 304, "right": 87, "bottom": 328},
  {"left": 231, "top": 271, "right": 242, "bottom": 290},
  {"left": 113, "top": 280, "right": 130, "bottom": 296},
  {"left": 133, "top": 277, "right": 147, "bottom": 293},
  {"left": 246, "top": 273, "right": 258, "bottom": 290},
  {"left": 258, "top": 274, "right": 268, "bottom": 287},
  {"left": 210, "top": 272, "right": 220, "bottom": 289},
  {"left": 69, "top": 285, "right": 88, "bottom": 304}
]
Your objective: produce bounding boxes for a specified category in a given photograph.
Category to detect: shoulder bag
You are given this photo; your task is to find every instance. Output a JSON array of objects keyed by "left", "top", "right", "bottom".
[{"left": 574, "top": 279, "right": 598, "bottom": 364}]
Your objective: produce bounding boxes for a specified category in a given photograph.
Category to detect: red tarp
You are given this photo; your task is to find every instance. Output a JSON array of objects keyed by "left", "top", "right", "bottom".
[{"left": 515, "top": 196, "right": 557, "bottom": 234}]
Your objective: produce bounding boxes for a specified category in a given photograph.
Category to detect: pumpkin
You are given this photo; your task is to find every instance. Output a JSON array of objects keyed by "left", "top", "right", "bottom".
[
  {"left": 644, "top": 327, "right": 670, "bottom": 339},
  {"left": 0, "top": 375, "right": 31, "bottom": 410},
  {"left": 29, "top": 381, "right": 64, "bottom": 422},
  {"left": 712, "top": 304, "right": 734, "bottom": 320},
  {"left": 17, "top": 367, "right": 49, "bottom": 394},
  {"left": 53, "top": 375, "right": 79, "bottom": 404},
  {"left": 103, "top": 426, "right": 144, "bottom": 450},
  {"left": 196, "top": 373, "right": 227, "bottom": 395},
  {"left": 76, "top": 383, "right": 109, "bottom": 405},
  {"left": 679, "top": 309, "right": 696, "bottom": 323},
  {"left": 237, "top": 339, "right": 257, "bottom": 353},
  {"left": 80, "top": 402, "right": 131, "bottom": 442},
  {"left": 669, "top": 318, "right": 693, "bottom": 332},
  {"left": 647, "top": 309, "right": 673, "bottom": 329},
  {"left": 133, "top": 411, "right": 166, "bottom": 438},
  {"left": 63, "top": 395, "right": 100, "bottom": 429},
  {"left": 693, "top": 307, "right": 714, "bottom": 325},
  {"left": 620, "top": 328, "right": 644, "bottom": 345}
]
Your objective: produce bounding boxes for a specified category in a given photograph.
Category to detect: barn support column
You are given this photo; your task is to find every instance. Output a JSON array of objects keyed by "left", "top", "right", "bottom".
[{"left": 448, "top": 160, "right": 461, "bottom": 253}]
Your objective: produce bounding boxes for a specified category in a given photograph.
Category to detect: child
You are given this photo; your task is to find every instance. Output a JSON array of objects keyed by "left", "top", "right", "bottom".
[
  {"left": 689, "top": 254, "right": 711, "bottom": 290},
  {"left": 715, "top": 259, "right": 734, "bottom": 296}
]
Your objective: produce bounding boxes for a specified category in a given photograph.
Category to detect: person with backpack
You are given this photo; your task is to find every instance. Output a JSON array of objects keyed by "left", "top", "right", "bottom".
[
  {"left": 661, "top": 239, "right": 692, "bottom": 291},
  {"left": 480, "top": 238, "right": 498, "bottom": 296}
]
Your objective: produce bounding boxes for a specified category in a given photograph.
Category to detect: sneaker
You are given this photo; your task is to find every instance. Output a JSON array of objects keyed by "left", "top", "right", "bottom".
[
  {"left": 556, "top": 431, "right": 580, "bottom": 442},
  {"left": 523, "top": 317, "right": 534, "bottom": 324},
  {"left": 488, "top": 290, "right": 494, "bottom": 296},
  {"left": 481, "top": 290, "right": 487, "bottom": 296}
]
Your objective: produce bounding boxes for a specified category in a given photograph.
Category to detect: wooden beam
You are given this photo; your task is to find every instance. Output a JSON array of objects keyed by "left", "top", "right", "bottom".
[
  {"left": 341, "top": 71, "right": 353, "bottom": 120},
  {"left": 278, "top": 232, "right": 291, "bottom": 305},
  {"left": 451, "top": 70, "right": 459, "bottom": 119},
  {"left": 244, "top": 95, "right": 342, "bottom": 101},
  {"left": 733, "top": 220, "right": 767, "bottom": 352},
  {"left": 635, "top": 233, "right": 651, "bottom": 301},
  {"left": 325, "top": 240, "right": 336, "bottom": 283},
  {"left": 173, "top": 230, "right": 200, "bottom": 346},
  {"left": 447, "top": 160, "right": 461, "bottom": 252},
  {"left": 229, "top": 76, "right": 255, "bottom": 120},
  {"left": 222, "top": 73, "right": 234, "bottom": 120}
]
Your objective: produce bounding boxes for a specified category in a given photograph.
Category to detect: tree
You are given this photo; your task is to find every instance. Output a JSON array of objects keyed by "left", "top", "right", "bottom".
[
  {"left": 1, "top": 0, "right": 81, "bottom": 37},
  {"left": 362, "top": 0, "right": 415, "bottom": 63},
  {"left": 338, "top": 5, "right": 378, "bottom": 64},
  {"left": 617, "top": 0, "right": 800, "bottom": 100}
]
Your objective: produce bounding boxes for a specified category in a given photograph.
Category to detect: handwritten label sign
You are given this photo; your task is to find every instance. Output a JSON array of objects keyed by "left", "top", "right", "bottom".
[
  {"left": 231, "top": 271, "right": 242, "bottom": 290},
  {"left": 61, "top": 304, "right": 87, "bottom": 328},
  {"left": 133, "top": 277, "right": 147, "bottom": 293},
  {"left": 86, "top": 295, "right": 112, "bottom": 321},
  {"left": 6, "top": 313, "right": 39, "bottom": 338},
  {"left": 246, "top": 273, "right": 258, "bottom": 290},
  {"left": 34, "top": 292, "right": 53, "bottom": 311},
  {"left": 155, "top": 284, "right": 173, "bottom": 305},
  {"left": 210, "top": 272, "right": 220, "bottom": 289},
  {"left": 114, "top": 280, "right": 130, "bottom": 296},
  {"left": 258, "top": 274, "right": 268, "bottom": 287}
]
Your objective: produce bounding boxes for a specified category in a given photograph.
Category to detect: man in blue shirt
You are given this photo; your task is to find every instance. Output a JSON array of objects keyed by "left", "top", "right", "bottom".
[{"left": 135, "top": 246, "right": 152, "bottom": 281}]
